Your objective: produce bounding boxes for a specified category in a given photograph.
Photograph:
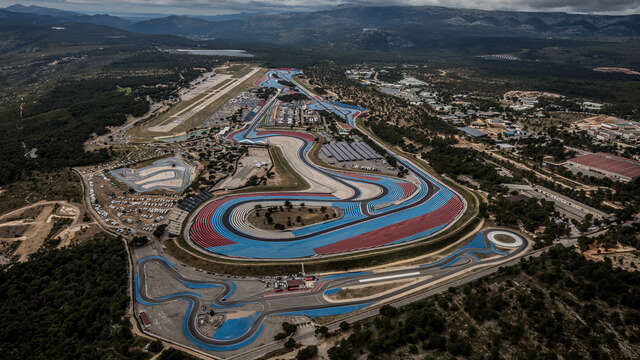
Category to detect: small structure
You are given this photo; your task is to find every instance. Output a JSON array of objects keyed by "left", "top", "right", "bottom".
[
  {"left": 459, "top": 127, "right": 488, "bottom": 138},
  {"left": 286, "top": 279, "right": 305, "bottom": 290},
  {"left": 582, "top": 101, "right": 605, "bottom": 111},
  {"left": 139, "top": 312, "right": 151, "bottom": 328},
  {"left": 336, "top": 122, "right": 352, "bottom": 135}
]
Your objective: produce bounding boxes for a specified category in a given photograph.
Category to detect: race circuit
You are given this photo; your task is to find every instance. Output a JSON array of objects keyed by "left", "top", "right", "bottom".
[
  {"left": 135, "top": 229, "right": 528, "bottom": 352},
  {"left": 185, "top": 69, "right": 466, "bottom": 259}
]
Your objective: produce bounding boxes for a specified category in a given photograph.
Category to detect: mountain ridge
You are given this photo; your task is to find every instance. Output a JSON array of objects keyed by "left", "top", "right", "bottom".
[{"left": 2, "top": 3, "right": 640, "bottom": 51}]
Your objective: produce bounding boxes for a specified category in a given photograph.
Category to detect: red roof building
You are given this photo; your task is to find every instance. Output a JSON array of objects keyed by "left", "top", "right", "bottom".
[
  {"left": 139, "top": 312, "right": 150, "bottom": 327},
  {"left": 286, "top": 279, "right": 305, "bottom": 290},
  {"left": 336, "top": 122, "right": 353, "bottom": 135},
  {"left": 566, "top": 152, "right": 640, "bottom": 182}
]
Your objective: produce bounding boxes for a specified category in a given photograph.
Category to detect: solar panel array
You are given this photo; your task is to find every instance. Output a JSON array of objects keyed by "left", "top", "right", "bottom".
[
  {"left": 321, "top": 142, "right": 382, "bottom": 162},
  {"left": 178, "top": 191, "right": 213, "bottom": 212}
]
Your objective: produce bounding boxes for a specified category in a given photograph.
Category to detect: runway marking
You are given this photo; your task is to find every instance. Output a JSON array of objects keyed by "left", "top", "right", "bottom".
[{"left": 358, "top": 272, "right": 420, "bottom": 283}]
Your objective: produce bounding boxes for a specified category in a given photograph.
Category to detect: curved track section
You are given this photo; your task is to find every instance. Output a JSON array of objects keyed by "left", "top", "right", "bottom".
[
  {"left": 136, "top": 229, "right": 528, "bottom": 350},
  {"left": 186, "top": 69, "right": 466, "bottom": 259}
]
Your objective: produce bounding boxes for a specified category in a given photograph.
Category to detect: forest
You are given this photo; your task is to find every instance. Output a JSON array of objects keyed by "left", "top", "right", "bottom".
[
  {"left": 0, "top": 78, "right": 147, "bottom": 186},
  {"left": 424, "top": 145, "right": 509, "bottom": 193},
  {"left": 0, "top": 233, "right": 158, "bottom": 359},
  {"left": 0, "top": 50, "right": 226, "bottom": 186},
  {"left": 324, "top": 245, "right": 640, "bottom": 360},
  {"left": 518, "top": 138, "right": 576, "bottom": 162},
  {"left": 278, "top": 93, "right": 309, "bottom": 102}
]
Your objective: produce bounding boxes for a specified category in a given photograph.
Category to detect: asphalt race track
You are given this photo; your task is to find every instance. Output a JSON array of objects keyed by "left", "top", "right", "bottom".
[
  {"left": 137, "top": 70, "right": 531, "bottom": 354},
  {"left": 185, "top": 69, "right": 466, "bottom": 259},
  {"left": 136, "top": 229, "right": 529, "bottom": 351}
]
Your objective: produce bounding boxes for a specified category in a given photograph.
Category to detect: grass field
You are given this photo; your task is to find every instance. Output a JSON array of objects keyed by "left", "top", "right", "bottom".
[
  {"left": 247, "top": 205, "right": 340, "bottom": 230},
  {"left": 328, "top": 281, "right": 411, "bottom": 300},
  {"left": 229, "top": 65, "right": 255, "bottom": 78},
  {"left": 237, "top": 146, "right": 310, "bottom": 193},
  {"left": 292, "top": 75, "right": 319, "bottom": 97},
  {"left": 0, "top": 169, "right": 82, "bottom": 216}
]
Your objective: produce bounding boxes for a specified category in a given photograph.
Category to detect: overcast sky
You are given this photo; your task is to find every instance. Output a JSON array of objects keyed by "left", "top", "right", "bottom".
[{"left": 1, "top": 0, "right": 639, "bottom": 16}]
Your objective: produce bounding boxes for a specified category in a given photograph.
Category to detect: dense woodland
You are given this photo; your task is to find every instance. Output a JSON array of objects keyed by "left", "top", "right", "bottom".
[
  {"left": 0, "top": 233, "right": 159, "bottom": 359},
  {"left": 278, "top": 93, "right": 309, "bottom": 102},
  {"left": 0, "top": 78, "right": 146, "bottom": 186},
  {"left": 324, "top": 246, "right": 640, "bottom": 360},
  {"left": 424, "top": 145, "right": 509, "bottom": 193},
  {"left": 0, "top": 51, "right": 231, "bottom": 189},
  {"left": 518, "top": 138, "right": 576, "bottom": 162}
]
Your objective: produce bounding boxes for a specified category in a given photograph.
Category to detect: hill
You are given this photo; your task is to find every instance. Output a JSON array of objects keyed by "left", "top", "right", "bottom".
[
  {"left": 4, "top": 4, "right": 133, "bottom": 29},
  {"left": 6, "top": 3, "right": 79, "bottom": 17},
  {"left": 5, "top": 4, "right": 640, "bottom": 47},
  {"left": 128, "top": 15, "right": 214, "bottom": 36},
  {"left": 126, "top": 6, "right": 640, "bottom": 47}
]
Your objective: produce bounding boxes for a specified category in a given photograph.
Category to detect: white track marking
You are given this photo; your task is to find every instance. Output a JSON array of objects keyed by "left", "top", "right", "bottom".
[{"left": 359, "top": 272, "right": 420, "bottom": 283}]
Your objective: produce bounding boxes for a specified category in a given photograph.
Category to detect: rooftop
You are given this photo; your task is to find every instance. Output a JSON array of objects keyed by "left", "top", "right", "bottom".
[
  {"left": 569, "top": 152, "right": 640, "bottom": 180},
  {"left": 459, "top": 127, "right": 488, "bottom": 137},
  {"left": 337, "top": 122, "right": 352, "bottom": 131}
]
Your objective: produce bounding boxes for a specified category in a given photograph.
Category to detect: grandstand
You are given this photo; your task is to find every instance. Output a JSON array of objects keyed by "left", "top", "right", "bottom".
[
  {"left": 178, "top": 191, "right": 213, "bottom": 212},
  {"left": 321, "top": 142, "right": 382, "bottom": 162}
]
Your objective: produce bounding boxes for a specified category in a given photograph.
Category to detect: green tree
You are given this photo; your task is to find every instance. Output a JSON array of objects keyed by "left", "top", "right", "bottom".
[
  {"left": 296, "top": 345, "right": 318, "bottom": 360},
  {"left": 154, "top": 224, "right": 167, "bottom": 238}
]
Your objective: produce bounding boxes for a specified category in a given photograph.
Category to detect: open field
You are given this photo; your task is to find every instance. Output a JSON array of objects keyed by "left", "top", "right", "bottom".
[
  {"left": 236, "top": 145, "right": 310, "bottom": 193},
  {"left": 0, "top": 224, "right": 30, "bottom": 238},
  {"left": 247, "top": 205, "right": 341, "bottom": 230},
  {"left": 215, "top": 147, "right": 271, "bottom": 190},
  {"left": 147, "top": 75, "right": 236, "bottom": 132},
  {"left": 0, "top": 169, "right": 83, "bottom": 215},
  {"left": 0, "top": 201, "right": 85, "bottom": 263}
]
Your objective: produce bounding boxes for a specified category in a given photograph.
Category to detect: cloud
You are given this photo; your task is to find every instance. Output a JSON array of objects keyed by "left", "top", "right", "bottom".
[{"left": 2, "top": 0, "right": 640, "bottom": 15}]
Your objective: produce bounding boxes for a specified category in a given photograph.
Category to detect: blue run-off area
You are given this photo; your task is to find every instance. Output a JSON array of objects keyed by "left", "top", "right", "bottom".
[
  {"left": 324, "top": 288, "right": 341, "bottom": 296},
  {"left": 203, "top": 185, "right": 456, "bottom": 259},
  {"left": 182, "top": 301, "right": 266, "bottom": 351},
  {"left": 421, "top": 232, "right": 509, "bottom": 269},
  {"left": 291, "top": 201, "right": 364, "bottom": 237},
  {"left": 276, "top": 303, "right": 372, "bottom": 318},
  {"left": 213, "top": 311, "right": 262, "bottom": 340},
  {"left": 320, "top": 271, "right": 369, "bottom": 281},
  {"left": 134, "top": 274, "right": 201, "bottom": 305},
  {"left": 137, "top": 256, "right": 231, "bottom": 290},
  {"left": 198, "top": 68, "right": 461, "bottom": 259}
]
